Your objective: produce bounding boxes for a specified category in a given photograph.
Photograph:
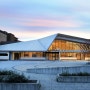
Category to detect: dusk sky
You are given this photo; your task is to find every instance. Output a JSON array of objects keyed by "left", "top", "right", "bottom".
[{"left": 0, "top": 0, "right": 90, "bottom": 41}]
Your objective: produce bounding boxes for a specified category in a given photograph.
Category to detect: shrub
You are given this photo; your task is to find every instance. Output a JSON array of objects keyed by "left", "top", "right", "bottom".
[
  {"left": 5, "top": 74, "right": 28, "bottom": 83},
  {"left": 59, "top": 72, "right": 90, "bottom": 76},
  {"left": 0, "top": 70, "right": 15, "bottom": 75},
  {"left": 59, "top": 72, "right": 71, "bottom": 76},
  {"left": 0, "top": 76, "right": 3, "bottom": 82},
  {"left": 0, "top": 70, "right": 29, "bottom": 83}
]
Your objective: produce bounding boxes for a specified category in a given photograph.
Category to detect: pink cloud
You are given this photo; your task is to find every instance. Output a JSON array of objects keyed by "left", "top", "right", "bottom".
[
  {"left": 17, "top": 18, "right": 82, "bottom": 28},
  {"left": 1, "top": 26, "right": 90, "bottom": 41}
]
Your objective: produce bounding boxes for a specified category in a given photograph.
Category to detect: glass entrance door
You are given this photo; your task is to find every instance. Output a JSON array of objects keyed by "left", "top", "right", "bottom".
[
  {"left": 76, "top": 53, "right": 85, "bottom": 60},
  {"left": 14, "top": 53, "right": 20, "bottom": 60},
  {"left": 46, "top": 52, "right": 59, "bottom": 60}
]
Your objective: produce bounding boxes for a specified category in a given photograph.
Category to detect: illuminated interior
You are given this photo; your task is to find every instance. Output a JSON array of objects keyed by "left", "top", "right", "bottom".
[
  {"left": 12, "top": 39, "right": 90, "bottom": 60},
  {"left": 1, "top": 33, "right": 89, "bottom": 61},
  {"left": 47, "top": 39, "right": 90, "bottom": 60},
  {"left": 12, "top": 52, "right": 45, "bottom": 60}
]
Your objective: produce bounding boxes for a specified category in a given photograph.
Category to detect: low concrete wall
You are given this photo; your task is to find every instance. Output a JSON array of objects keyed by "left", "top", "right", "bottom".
[
  {"left": 20, "top": 57, "right": 46, "bottom": 61},
  {"left": 48, "top": 83, "right": 90, "bottom": 90},
  {"left": 56, "top": 76, "right": 90, "bottom": 83},
  {"left": 27, "top": 65, "right": 90, "bottom": 74},
  {"left": 0, "top": 83, "right": 40, "bottom": 90}
]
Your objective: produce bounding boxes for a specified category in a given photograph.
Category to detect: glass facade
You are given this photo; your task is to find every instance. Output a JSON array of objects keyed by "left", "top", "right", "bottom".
[
  {"left": 13, "top": 52, "right": 44, "bottom": 60},
  {"left": 49, "top": 39, "right": 89, "bottom": 51},
  {"left": 48, "top": 39, "right": 90, "bottom": 60},
  {"left": 12, "top": 39, "right": 90, "bottom": 60},
  {"left": 46, "top": 52, "right": 59, "bottom": 60}
]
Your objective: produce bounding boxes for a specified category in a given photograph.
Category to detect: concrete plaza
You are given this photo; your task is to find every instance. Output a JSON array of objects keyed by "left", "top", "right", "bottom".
[{"left": 0, "top": 60, "right": 90, "bottom": 90}]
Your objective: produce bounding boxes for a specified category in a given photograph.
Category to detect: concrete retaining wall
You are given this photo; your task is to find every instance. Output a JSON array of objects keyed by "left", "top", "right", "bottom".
[
  {"left": 0, "top": 83, "right": 40, "bottom": 90},
  {"left": 49, "top": 83, "right": 90, "bottom": 90},
  {"left": 27, "top": 65, "right": 90, "bottom": 74}
]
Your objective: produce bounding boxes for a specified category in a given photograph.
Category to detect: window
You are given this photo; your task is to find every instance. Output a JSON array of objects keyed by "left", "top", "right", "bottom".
[{"left": 0, "top": 53, "right": 8, "bottom": 56}]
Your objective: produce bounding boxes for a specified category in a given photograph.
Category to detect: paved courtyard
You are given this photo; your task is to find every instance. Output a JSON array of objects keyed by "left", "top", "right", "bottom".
[
  {"left": 0, "top": 60, "right": 87, "bottom": 71},
  {"left": 0, "top": 60, "right": 90, "bottom": 90}
]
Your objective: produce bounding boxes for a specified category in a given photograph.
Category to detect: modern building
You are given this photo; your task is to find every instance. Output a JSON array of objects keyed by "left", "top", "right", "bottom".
[
  {"left": 0, "top": 33, "right": 90, "bottom": 60},
  {"left": 0, "top": 30, "right": 18, "bottom": 45}
]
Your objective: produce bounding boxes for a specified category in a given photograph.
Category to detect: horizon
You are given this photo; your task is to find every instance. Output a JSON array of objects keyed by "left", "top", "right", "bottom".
[
  {"left": 1, "top": 30, "right": 90, "bottom": 42},
  {"left": 0, "top": 0, "right": 90, "bottom": 41}
]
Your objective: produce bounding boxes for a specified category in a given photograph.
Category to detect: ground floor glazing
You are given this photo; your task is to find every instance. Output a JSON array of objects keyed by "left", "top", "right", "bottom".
[
  {"left": 9, "top": 51, "right": 90, "bottom": 60},
  {"left": 0, "top": 51, "right": 90, "bottom": 60}
]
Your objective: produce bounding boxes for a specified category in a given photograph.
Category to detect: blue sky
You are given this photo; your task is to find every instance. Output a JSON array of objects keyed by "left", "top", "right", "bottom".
[{"left": 0, "top": 0, "right": 90, "bottom": 41}]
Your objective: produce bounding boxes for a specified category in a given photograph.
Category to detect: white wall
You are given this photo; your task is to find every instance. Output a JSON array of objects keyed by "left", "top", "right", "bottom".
[{"left": 0, "top": 52, "right": 9, "bottom": 60}]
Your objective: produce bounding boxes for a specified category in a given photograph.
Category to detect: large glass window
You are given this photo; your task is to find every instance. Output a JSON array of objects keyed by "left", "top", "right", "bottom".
[
  {"left": 46, "top": 52, "right": 59, "bottom": 60},
  {"left": 48, "top": 39, "right": 90, "bottom": 60},
  {"left": 0, "top": 53, "right": 8, "bottom": 56},
  {"left": 48, "top": 39, "right": 89, "bottom": 51},
  {"left": 14, "top": 52, "right": 44, "bottom": 60}
]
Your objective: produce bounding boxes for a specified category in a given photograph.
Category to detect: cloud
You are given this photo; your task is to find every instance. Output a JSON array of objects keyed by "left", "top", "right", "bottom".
[
  {"left": 16, "top": 17, "right": 83, "bottom": 31},
  {"left": 1, "top": 26, "right": 90, "bottom": 41},
  {"left": 0, "top": 0, "right": 90, "bottom": 41}
]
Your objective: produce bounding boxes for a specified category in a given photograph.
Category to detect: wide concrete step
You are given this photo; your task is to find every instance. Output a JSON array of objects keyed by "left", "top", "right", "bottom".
[{"left": 27, "top": 65, "right": 90, "bottom": 74}]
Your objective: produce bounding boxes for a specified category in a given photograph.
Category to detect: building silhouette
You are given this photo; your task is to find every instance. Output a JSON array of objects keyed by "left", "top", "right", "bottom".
[{"left": 0, "top": 30, "right": 18, "bottom": 45}]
